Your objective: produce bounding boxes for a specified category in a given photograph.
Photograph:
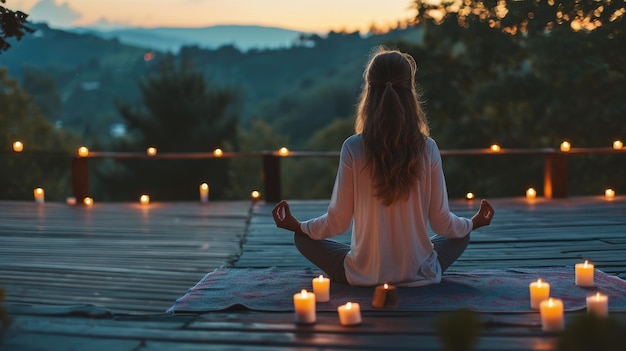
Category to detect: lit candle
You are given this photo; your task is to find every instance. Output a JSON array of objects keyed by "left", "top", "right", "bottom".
[
  {"left": 526, "top": 187, "right": 537, "bottom": 200},
  {"left": 575, "top": 260, "right": 594, "bottom": 287},
  {"left": 586, "top": 292, "right": 608, "bottom": 317},
  {"left": 560, "top": 141, "right": 571, "bottom": 152},
  {"left": 13, "top": 141, "right": 23, "bottom": 152},
  {"left": 77, "top": 146, "right": 89, "bottom": 157},
  {"left": 293, "top": 289, "right": 316, "bottom": 324},
  {"left": 613, "top": 140, "right": 623, "bottom": 150},
  {"left": 312, "top": 275, "right": 330, "bottom": 302},
  {"left": 466, "top": 192, "right": 475, "bottom": 200},
  {"left": 33, "top": 188, "right": 45, "bottom": 204},
  {"left": 278, "top": 147, "right": 290, "bottom": 156},
  {"left": 337, "top": 302, "right": 362, "bottom": 326},
  {"left": 540, "top": 298, "right": 564, "bottom": 332},
  {"left": 529, "top": 278, "right": 550, "bottom": 309},
  {"left": 83, "top": 197, "right": 93, "bottom": 207},
  {"left": 147, "top": 147, "right": 157, "bottom": 156},
  {"left": 140, "top": 194, "right": 150, "bottom": 205},
  {"left": 371, "top": 283, "right": 398, "bottom": 308},
  {"left": 199, "top": 183, "right": 209, "bottom": 203},
  {"left": 213, "top": 148, "right": 223, "bottom": 157},
  {"left": 66, "top": 197, "right": 77, "bottom": 206},
  {"left": 490, "top": 144, "right": 501, "bottom": 152},
  {"left": 250, "top": 190, "right": 261, "bottom": 202},
  {"left": 605, "top": 188, "right": 615, "bottom": 199}
]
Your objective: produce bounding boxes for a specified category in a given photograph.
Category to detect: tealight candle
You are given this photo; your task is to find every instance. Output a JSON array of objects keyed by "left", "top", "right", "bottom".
[
  {"left": 77, "top": 146, "right": 89, "bottom": 157},
  {"left": 337, "top": 302, "right": 362, "bottom": 326},
  {"left": 575, "top": 260, "right": 594, "bottom": 287},
  {"left": 140, "top": 194, "right": 150, "bottom": 205},
  {"left": 540, "top": 298, "right": 564, "bottom": 332},
  {"left": 605, "top": 189, "right": 615, "bottom": 199},
  {"left": 613, "top": 140, "right": 623, "bottom": 150},
  {"left": 33, "top": 188, "right": 45, "bottom": 204},
  {"left": 199, "top": 183, "right": 209, "bottom": 203},
  {"left": 526, "top": 187, "right": 537, "bottom": 200},
  {"left": 293, "top": 289, "right": 316, "bottom": 324},
  {"left": 372, "top": 283, "right": 398, "bottom": 308},
  {"left": 213, "top": 148, "right": 223, "bottom": 157},
  {"left": 586, "top": 292, "right": 608, "bottom": 317},
  {"left": 250, "top": 190, "right": 261, "bottom": 202},
  {"left": 83, "top": 197, "right": 93, "bottom": 207},
  {"left": 278, "top": 147, "right": 289, "bottom": 156},
  {"left": 147, "top": 147, "right": 157, "bottom": 156},
  {"left": 13, "top": 141, "right": 23, "bottom": 152},
  {"left": 490, "top": 144, "right": 501, "bottom": 152},
  {"left": 66, "top": 197, "right": 77, "bottom": 206},
  {"left": 560, "top": 141, "right": 571, "bottom": 152},
  {"left": 529, "top": 278, "right": 550, "bottom": 309},
  {"left": 312, "top": 275, "right": 330, "bottom": 302},
  {"left": 466, "top": 192, "right": 475, "bottom": 200}
]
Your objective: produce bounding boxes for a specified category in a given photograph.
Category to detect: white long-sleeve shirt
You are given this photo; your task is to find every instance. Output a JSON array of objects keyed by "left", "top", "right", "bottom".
[{"left": 301, "top": 134, "right": 472, "bottom": 287}]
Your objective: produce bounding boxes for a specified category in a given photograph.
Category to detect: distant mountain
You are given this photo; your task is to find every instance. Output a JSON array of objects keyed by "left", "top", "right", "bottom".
[{"left": 70, "top": 25, "right": 308, "bottom": 53}]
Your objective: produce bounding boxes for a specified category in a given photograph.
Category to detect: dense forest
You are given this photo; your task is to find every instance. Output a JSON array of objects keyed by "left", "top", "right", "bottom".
[{"left": 1, "top": 0, "right": 624, "bottom": 202}]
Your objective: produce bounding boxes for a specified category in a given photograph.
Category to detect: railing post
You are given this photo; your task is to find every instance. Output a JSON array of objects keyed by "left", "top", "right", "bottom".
[
  {"left": 543, "top": 152, "right": 567, "bottom": 198},
  {"left": 262, "top": 153, "right": 281, "bottom": 203},
  {"left": 72, "top": 157, "right": 90, "bottom": 201}
]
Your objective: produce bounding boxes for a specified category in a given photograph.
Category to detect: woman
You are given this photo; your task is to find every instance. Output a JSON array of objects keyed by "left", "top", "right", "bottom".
[{"left": 272, "top": 47, "right": 494, "bottom": 287}]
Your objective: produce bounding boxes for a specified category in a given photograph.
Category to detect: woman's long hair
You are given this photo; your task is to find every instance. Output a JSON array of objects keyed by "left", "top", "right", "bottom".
[{"left": 355, "top": 47, "right": 430, "bottom": 206}]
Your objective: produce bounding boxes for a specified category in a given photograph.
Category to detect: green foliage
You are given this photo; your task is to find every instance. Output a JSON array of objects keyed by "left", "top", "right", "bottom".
[
  {"left": 557, "top": 313, "right": 626, "bottom": 351},
  {"left": 436, "top": 308, "right": 482, "bottom": 351},
  {"left": 0, "top": 0, "right": 33, "bottom": 53}
]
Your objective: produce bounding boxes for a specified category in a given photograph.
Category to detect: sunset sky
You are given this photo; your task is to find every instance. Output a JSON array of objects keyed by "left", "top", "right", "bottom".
[{"left": 10, "top": 0, "right": 417, "bottom": 33}]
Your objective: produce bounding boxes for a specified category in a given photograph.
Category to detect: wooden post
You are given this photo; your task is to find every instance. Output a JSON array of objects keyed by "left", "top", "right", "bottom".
[
  {"left": 72, "top": 157, "right": 90, "bottom": 201},
  {"left": 262, "top": 153, "right": 281, "bottom": 203},
  {"left": 543, "top": 153, "right": 567, "bottom": 198}
]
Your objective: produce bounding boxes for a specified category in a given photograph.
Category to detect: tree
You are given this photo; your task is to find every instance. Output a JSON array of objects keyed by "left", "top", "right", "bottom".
[{"left": 0, "top": 0, "right": 33, "bottom": 53}]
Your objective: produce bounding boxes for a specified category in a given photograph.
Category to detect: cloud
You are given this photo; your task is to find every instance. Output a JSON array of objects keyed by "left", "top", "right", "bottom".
[{"left": 28, "top": 0, "right": 81, "bottom": 28}]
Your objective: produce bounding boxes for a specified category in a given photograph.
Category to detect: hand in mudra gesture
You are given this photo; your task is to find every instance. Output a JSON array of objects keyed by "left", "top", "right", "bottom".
[
  {"left": 272, "top": 200, "right": 302, "bottom": 233},
  {"left": 471, "top": 199, "right": 494, "bottom": 230}
]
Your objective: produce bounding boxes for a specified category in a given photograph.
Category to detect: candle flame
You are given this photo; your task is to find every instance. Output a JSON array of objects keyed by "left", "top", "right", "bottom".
[
  {"left": 318, "top": 275, "right": 324, "bottom": 281},
  {"left": 35, "top": 188, "right": 43, "bottom": 195},
  {"left": 537, "top": 278, "right": 542, "bottom": 287},
  {"left": 200, "top": 183, "right": 209, "bottom": 190},
  {"left": 466, "top": 192, "right": 475, "bottom": 200},
  {"left": 548, "top": 298, "right": 554, "bottom": 307},
  {"left": 213, "top": 148, "right": 223, "bottom": 157},
  {"left": 584, "top": 260, "right": 589, "bottom": 267},
  {"left": 490, "top": 144, "right": 501, "bottom": 152},
  {"left": 278, "top": 147, "right": 290, "bottom": 156},
  {"left": 595, "top": 292, "right": 601, "bottom": 300},
  {"left": 346, "top": 302, "right": 352, "bottom": 310},
  {"left": 384, "top": 283, "right": 389, "bottom": 289},
  {"left": 301, "top": 289, "right": 307, "bottom": 297}
]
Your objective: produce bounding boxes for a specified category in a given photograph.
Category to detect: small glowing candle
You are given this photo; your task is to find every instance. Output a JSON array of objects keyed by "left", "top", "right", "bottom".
[
  {"left": 490, "top": 144, "right": 501, "bottom": 152},
  {"left": 586, "top": 292, "right": 608, "bottom": 317},
  {"left": 78, "top": 146, "right": 89, "bottom": 157},
  {"left": 540, "top": 298, "right": 564, "bottom": 332},
  {"left": 250, "top": 190, "right": 261, "bottom": 202},
  {"left": 33, "top": 188, "right": 45, "bottom": 204},
  {"left": 140, "top": 194, "right": 150, "bottom": 205},
  {"left": 560, "top": 141, "right": 571, "bottom": 152},
  {"left": 338, "top": 302, "right": 362, "bottom": 326},
  {"left": 312, "top": 275, "right": 330, "bottom": 302},
  {"left": 199, "top": 183, "right": 209, "bottom": 203},
  {"left": 66, "top": 197, "right": 77, "bottom": 206},
  {"left": 213, "top": 148, "right": 223, "bottom": 157},
  {"left": 278, "top": 147, "right": 290, "bottom": 156},
  {"left": 605, "top": 188, "right": 615, "bottom": 199},
  {"left": 613, "top": 140, "right": 623, "bottom": 150},
  {"left": 293, "top": 289, "right": 316, "bottom": 324},
  {"left": 466, "top": 192, "right": 475, "bottom": 200},
  {"left": 575, "top": 260, "right": 594, "bottom": 287},
  {"left": 371, "top": 283, "right": 398, "bottom": 308},
  {"left": 13, "top": 141, "right": 23, "bottom": 152},
  {"left": 147, "top": 147, "right": 157, "bottom": 156},
  {"left": 529, "top": 278, "right": 550, "bottom": 309},
  {"left": 526, "top": 187, "right": 537, "bottom": 200},
  {"left": 83, "top": 197, "right": 93, "bottom": 207}
]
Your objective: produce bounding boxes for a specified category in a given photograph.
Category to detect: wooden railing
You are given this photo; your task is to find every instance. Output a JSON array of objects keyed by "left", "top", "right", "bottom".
[{"left": 70, "top": 147, "right": 625, "bottom": 203}]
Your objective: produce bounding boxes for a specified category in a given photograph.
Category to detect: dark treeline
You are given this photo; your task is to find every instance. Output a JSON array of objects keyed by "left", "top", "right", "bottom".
[{"left": 1, "top": 0, "right": 624, "bottom": 201}]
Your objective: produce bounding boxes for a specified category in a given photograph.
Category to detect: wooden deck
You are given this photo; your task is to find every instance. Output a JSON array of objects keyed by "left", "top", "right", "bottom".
[{"left": 1, "top": 196, "right": 626, "bottom": 350}]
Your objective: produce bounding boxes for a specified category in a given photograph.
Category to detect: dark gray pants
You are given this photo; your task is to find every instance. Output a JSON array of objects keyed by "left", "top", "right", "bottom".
[{"left": 293, "top": 232, "right": 470, "bottom": 285}]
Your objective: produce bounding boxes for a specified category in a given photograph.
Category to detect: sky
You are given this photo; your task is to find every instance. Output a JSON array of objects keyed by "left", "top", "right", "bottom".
[{"left": 9, "top": 0, "right": 418, "bottom": 33}]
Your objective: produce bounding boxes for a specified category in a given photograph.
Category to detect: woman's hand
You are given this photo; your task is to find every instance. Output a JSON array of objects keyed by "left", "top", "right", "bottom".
[
  {"left": 272, "top": 200, "right": 303, "bottom": 233},
  {"left": 471, "top": 199, "right": 494, "bottom": 230}
]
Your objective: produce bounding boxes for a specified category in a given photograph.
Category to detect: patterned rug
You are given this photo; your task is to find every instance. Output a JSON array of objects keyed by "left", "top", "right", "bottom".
[{"left": 167, "top": 266, "right": 626, "bottom": 313}]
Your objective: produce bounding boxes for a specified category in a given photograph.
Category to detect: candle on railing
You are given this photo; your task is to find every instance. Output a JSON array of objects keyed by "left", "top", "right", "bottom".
[
  {"left": 586, "top": 292, "right": 608, "bottom": 317},
  {"left": 466, "top": 192, "right": 475, "bottom": 200},
  {"left": 199, "top": 183, "right": 209, "bottom": 203},
  {"left": 529, "top": 278, "right": 550, "bottom": 309},
  {"left": 250, "top": 190, "right": 261, "bottom": 203},
  {"left": 278, "top": 147, "right": 290, "bottom": 156},
  {"left": 83, "top": 197, "right": 93, "bottom": 207},
  {"left": 312, "top": 275, "right": 330, "bottom": 302},
  {"left": 540, "top": 298, "right": 564, "bottom": 332},
  {"left": 613, "top": 140, "right": 623, "bottom": 150},
  {"left": 140, "top": 194, "right": 150, "bottom": 205},
  {"left": 605, "top": 188, "right": 615, "bottom": 199},
  {"left": 213, "top": 148, "right": 223, "bottom": 157},
  {"left": 147, "top": 147, "right": 157, "bottom": 156},
  {"left": 575, "top": 260, "right": 594, "bottom": 287},
  {"left": 526, "top": 187, "right": 537, "bottom": 200},
  {"left": 560, "top": 141, "right": 571, "bottom": 152},
  {"left": 293, "top": 289, "right": 316, "bottom": 324},
  {"left": 338, "top": 302, "right": 362, "bottom": 326},
  {"left": 77, "top": 146, "right": 89, "bottom": 157},
  {"left": 490, "top": 144, "right": 501, "bottom": 153},
  {"left": 33, "top": 188, "right": 45, "bottom": 204},
  {"left": 372, "top": 283, "right": 398, "bottom": 308},
  {"left": 13, "top": 141, "right": 23, "bottom": 152}
]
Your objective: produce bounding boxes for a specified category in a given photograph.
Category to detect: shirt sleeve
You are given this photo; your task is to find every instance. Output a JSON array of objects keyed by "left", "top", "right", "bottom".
[
  {"left": 427, "top": 139, "right": 472, "bottom": 238},
  {"left": 301, "top": 139, "right": 355, "bottom": 240}
]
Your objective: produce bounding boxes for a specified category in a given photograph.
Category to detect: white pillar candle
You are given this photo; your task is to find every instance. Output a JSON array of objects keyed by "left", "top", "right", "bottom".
[
  {"left": 575, "top": 260, "right": 594, "bottom": 287},
  {"left": 529, "top": 279, "right": 550, "bottom": 309},
  {"left": 33, "top": 188, "right": 45, "bottom": 204},
  {"left": 312, "top": 275, "right": 330, "bottom": 302},
  {"left": 337, "top": 302, "right": 362, "bottom": 326},
  {"left": 540, "top": 298, "right": 564, "bottom": 332},
  {"left": 293, "top": 289, "right": 316, "bottom": 324},
  {"left": 372, "top": 283, "right": 398, "bottom": 308},
  {"left": 199, "top": 183, "right": 209, "bottom": 203},
  {"left": 586, "top": 292, "right": 608, "bottom": 317}
]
